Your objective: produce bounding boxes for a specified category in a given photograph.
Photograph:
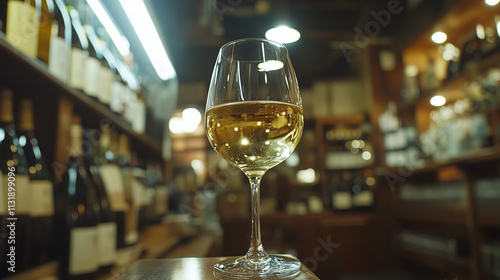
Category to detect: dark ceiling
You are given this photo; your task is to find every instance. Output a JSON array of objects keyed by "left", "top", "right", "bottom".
[
  {"left": 142, "top": 0, "right": 455, "bottom": 89},
  {"left": 102, "top": 0, "right": 457, "bottom": 96}
]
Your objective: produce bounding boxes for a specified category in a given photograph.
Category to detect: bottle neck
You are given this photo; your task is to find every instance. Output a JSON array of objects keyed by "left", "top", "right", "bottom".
[
  {"left": 0, "top": 89, "right": 14, "bottom": 123},
  {"left": 18, "top": 99, "right": 35, "bottom": 131}
]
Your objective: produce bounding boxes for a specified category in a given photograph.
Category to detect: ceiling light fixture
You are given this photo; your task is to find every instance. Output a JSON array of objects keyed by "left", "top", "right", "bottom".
[
  {"left": 86, "top": 0, "right": 130, "bottom": 56},
  {"left": 265, "top": 25, "right": 301, "bottom": 44},
  {"left": 431, "top": 31, "right": 447, "bottom": 44},
  {"left": 119, "top": 0, "right": 176, "bottom": 80},
  {"left": 486, "top": 0, "right": 500, "bottom": 6},
  {"left": 430, "top": 95, "right": 446, "bottom": 106}
]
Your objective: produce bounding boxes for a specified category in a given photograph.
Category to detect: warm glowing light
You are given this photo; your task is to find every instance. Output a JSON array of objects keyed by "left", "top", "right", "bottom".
[
  {"left": 297, "top": 168, "right": 316, "bottom": 184},
  {"left": 265, "top": 25, "right": 301, "bottom": 44},
  {"left": 486, "top": 0, "right": 500, "bottom": 6},
  {"left": 431, "top": 32, "right": 447, "bottom": 44},
  {"left": 169, "top": 108, "right": 201, "bottom": 134},
  {"left": 351, "top": 140, "right": 360, "bottom": 149},
  {"left": 362, "top": 151, "right": 372, "bottom": 160},
  {"left": 241, "top": 138, "right": 250, "bottom": 146},
  {"left": 430, "top": 95, "right": 446, "bottom": 106},
  {"left": 118, "top": 0, "right": 176, "bottom": 80}
]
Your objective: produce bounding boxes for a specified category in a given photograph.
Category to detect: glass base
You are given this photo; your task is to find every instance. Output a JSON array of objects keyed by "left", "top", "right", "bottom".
[{"left": 213, "top": 255, "right": 301, "bottom": 279}]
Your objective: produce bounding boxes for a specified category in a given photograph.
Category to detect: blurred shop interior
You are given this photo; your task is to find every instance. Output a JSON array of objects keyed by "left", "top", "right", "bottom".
[{"left": 1, "top": 0, "right": 500, "bottom": 279}]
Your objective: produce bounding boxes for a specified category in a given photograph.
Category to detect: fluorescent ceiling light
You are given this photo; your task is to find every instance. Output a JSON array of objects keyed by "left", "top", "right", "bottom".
[
  {"left": 119, "top": 0, "right": 176, "bottom": 80},
  {"left": 486, "top": 0, "right": 500, "bottom": 6},
  {"left": 265, "top": 25, "right": 300, "bottom": 44},
  {"left": 86, "top": 0, "right": 130, "bottom": 56}
]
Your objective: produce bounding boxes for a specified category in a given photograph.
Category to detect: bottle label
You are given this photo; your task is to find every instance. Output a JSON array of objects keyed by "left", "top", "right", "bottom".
[
  {"left": 6, "top": 1, "right": 39, "bottom": 58},
  {"left": 29, "top": 180, "right": 54, "bottom": 217},
  {"left": 131, "top": 101, "right": 146, "bottom": 134},
  {"left": 353, "top": 191, "right": 374, "bottom": 207},
  {"left": 99, "top": 67, "right": 114, "bottom": 105},
  {"left": 69, "top": 226, "right": 99, "bottom": 275},
  {"left": 84, "top": 57, "right": 101, "bottom": 98},
  {"left": 48, "top": 35, "right": 70, "bottom": 83},
  {"left": 97, "top": 222, "right": 117, "bottom": 266},
  {"left": 110, "top": 81, "right": 124, "bottom": 113},
  {"left": 333, "top": 192, "right": 352, "bottom": 210},
  {"left": 14, "top": 175, "right": 30, "bottom": 215},
  {"left": 130, "top": 178, "right": 145, "bottom": 208},
  {"left": 69, "top": 48, "right": 87, "bottom": 91},
  {"left": 99, "top": 164, "right": 127, "bottom": 211}
]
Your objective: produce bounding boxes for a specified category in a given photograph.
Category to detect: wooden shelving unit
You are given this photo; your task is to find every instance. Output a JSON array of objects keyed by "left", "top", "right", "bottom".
[
  {"left": 0, "top": 34, "right": 163, "bottom": 165},
  {"left": 0, "top": 32, "right": 171, "bottom": 279},
  {"left": 370, "top": 0, "right": 500, "bottom": 279}
]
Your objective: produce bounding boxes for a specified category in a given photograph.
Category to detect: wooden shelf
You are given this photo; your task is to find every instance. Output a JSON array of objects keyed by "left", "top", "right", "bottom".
[
  {"left": 477, "top": 211, "right": 500, "bottom": 228},
  {"left": 397, "top": 208, "right": 468, "bottom": 225},
  {"left": 403, "top": 50, "right": 500, "bottom": 109},
  {"left": 400, "top": 248, "right": 471, "bottom": 272},
  {"left": 0, "top": 35, "right": 163, "bottom": 159},
  {"left": 377, "top": 147, "right": 500, "bottom": 177}
]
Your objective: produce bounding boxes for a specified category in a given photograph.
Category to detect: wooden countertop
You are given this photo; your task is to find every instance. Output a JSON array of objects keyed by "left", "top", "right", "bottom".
[{"left": 119, "top": 257, "right": 320, "bottom": 280}]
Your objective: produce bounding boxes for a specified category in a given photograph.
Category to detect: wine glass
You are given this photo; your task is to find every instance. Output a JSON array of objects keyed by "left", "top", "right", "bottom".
[{"left": 205, "top": 38, "right": 304, "bottom": 279}]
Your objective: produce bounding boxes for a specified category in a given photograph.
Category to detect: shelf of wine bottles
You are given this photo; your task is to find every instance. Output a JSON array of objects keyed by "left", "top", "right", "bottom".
[
  {"left": 0, "top": 90, "right": 169, "bottom": 279},
  {"left": 0, "top": 0, "right": 164, "bottom": 161}
]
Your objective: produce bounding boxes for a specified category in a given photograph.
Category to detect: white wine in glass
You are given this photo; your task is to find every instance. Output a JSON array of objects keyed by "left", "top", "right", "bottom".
[{"left": 205, "top": 38, "right": 304, "bottom": 279}]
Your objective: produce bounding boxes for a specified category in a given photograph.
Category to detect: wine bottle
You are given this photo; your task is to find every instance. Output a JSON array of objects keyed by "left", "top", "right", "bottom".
[
  {"left": 17, "top": 98, "right": 54, "bottom": 268},
  {"left": 5, "top": 0, "right": 40, "bottom": 58},
  {"left": 37, "top": 0, "right": 54, "bottom": 64},
  {"left": 118, "top": 134, "right": 139, "bottom": 246},
  {"left": 83, "top": 128, "right": 116, "bottom": 272},
  {"left": 0, "top": 89, "right": 31, "bottom": 276},
  {"left": 98, "top": 32, "right": 116, "bottom": 107},
  {"left": 332, "top": 171, "right": 353, "bottom": 211},
  {"left": 67, "top": 5, "right": 88, "bottom": 92},
  {"left": 54, "top": 116, "right": 98, "bottom": 279},
  {"left": 352, "top": 170, "right": 374, "bottom": 210},
  {"left": 83, "top": 24, "right": 102, "bottom": 100},
  {"left": 95, "top": 124, "right": 127, "bottom": 249},
  {"left": 48, "top": 0, "right": 71, "bottom": 82}
]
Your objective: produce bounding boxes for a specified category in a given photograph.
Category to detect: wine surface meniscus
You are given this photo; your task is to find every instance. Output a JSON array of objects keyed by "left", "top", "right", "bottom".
[{"left": 206, "top": 101, "right": 303, "bottom": 176}]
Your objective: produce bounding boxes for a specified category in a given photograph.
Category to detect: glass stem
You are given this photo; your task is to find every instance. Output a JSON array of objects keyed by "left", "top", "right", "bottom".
[{"left": 245, "top": 175, "right": 269, "bottom": 263}]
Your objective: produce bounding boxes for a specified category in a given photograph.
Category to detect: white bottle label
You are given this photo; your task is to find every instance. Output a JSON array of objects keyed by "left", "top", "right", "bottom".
[
  {"left": 69, "top": 227, "right": 99, "bottom": 275},
  {"left": 353, "top": 191, "right": 374, "bottom": 207},
  {"left": 29, "top": 180, "right": 54, "bottom": 217},
  {"left": 6, "top": 1, "right": 39, "bottom": 58},
  {"left": 110, "top": 81, "right": 124, "bottom": 113},
  {"left": 99, "top": 164, "right": 127, "bottom": 211},
  {"left": 14, "top": 175, "right": 30, "bottom": 215},
  {"left": 333, "top": 192, "right": 352, "bottom": 210},
  {"left": 69, "top": 48, "right": 87, "bottom": 91},
  {"left": 48, "top": 35, "right": 70, "bottom": 83},
  {"left": 131, "top": 101, "right": 146, "bottom": 134},
  {"left": 97, "top": 222, "right": 117, "bottom": 266},
  {"left": 84, "top": 57, "right": 101, "bottom": 98},
  {"left": 99, "top": 67, "right": 114, "bottom": 105}
]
